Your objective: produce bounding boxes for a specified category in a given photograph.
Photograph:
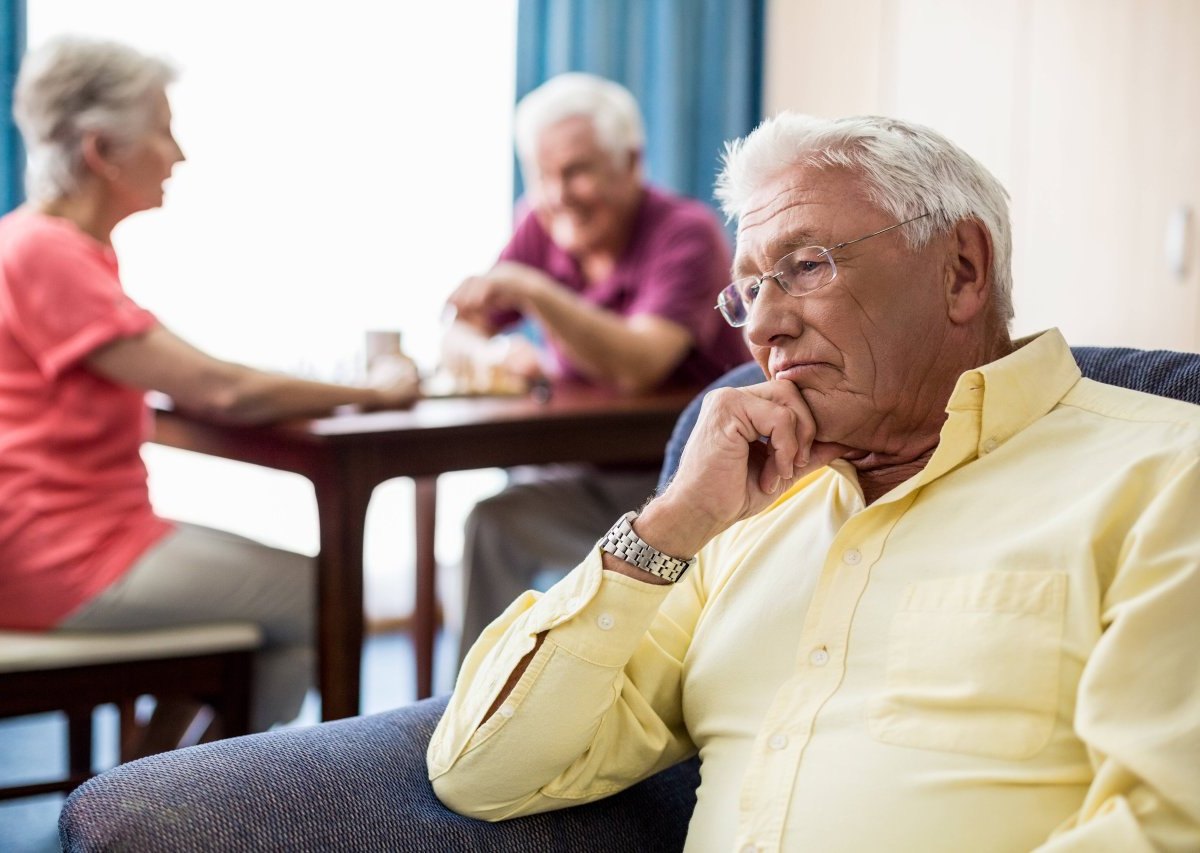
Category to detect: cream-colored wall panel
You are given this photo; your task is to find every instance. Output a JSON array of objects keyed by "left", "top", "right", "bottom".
[
  {"left": 882, "top": 0, "right": 1027, "bottom": 190},
  {"left": 763, "top": 0, "right": 885, "bottom": 118},
  {"left": 764, "top": 0, "right": 1024, "bottom": 189},
  {"left": 1015, "top": 0, "right": 1200, "bottom": 351},
  {"left": 1012, "top": 0, "right": 1138, "bottom": 342},
  {"left": 1128, "top": 0, "right": 1200, "bottom": 350},
  {"left": 764, "top": 0, "right": 1200, "bottom": 352}
]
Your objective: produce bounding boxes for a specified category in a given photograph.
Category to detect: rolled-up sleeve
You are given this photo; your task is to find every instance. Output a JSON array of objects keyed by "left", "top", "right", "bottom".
[{"left": 428, "top": 547, "right": 701, "bottom": 820}]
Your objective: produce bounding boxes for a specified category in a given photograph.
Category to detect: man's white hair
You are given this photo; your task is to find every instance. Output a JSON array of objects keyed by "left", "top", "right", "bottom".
[
  {"left": 14, "top": 36, "right": 177, "bottom": 203},
  {"left": 716, "top": 113, "right": 1014, "bottom": 324},
  {"left": 513, "top": 72, "right": 645, "bottom": 172}
]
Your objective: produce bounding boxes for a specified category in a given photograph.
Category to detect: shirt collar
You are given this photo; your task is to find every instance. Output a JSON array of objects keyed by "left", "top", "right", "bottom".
[
  {"left": 953, "top": 327, "right": 1080, "bottom": 447},
  {"left": 907, "top": 328, "right": 1080, "bottom": 489},
  {"left": 775, "top": 328, "right": 1082, "bottom": 507}
]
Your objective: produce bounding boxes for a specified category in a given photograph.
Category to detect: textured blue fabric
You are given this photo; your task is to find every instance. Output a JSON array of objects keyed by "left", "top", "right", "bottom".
[
  {"left": 1071, "top": 346, "right": 1200, "bottom": 404},
  {"left": 657, "top": 347, "right": 1200, "bottom": 490},
  {"left": 0, "top": 0, "right": 24, "bottom": 213},
  {"left": 514, "top": 0, "right": 765, "bottom": 224},
  {"left": 59, "top": 696, "right": 701, "bottom": 852}
]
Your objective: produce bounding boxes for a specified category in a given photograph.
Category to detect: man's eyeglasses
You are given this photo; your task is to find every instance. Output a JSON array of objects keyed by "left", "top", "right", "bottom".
[{"left": 714, "top": 212, "right": 934, "bottom": 328}]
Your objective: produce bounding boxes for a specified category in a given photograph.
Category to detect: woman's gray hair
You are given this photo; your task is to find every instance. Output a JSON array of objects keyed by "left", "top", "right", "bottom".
[
  {"left": 716, "top": 113, "right": 1014, "bottom": 324},
  {"left": 514, "top": 72, "right": 644, "bottom": 172},
  {"left": 14, "top": 36, "right": 177, "bottom": 203}
]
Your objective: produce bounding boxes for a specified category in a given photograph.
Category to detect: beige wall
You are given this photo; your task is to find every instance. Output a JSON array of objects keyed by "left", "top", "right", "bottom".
[{"left": 764, "top": 0, "right": 1200, "bottom": 352}]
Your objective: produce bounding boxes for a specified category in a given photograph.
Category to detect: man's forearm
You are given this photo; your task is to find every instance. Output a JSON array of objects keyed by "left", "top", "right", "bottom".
[
  {"left": 525, "top": 285, "right": 690, "bottom": 392},
  {"left": 428, "top": 554, "right": 685, "bottom": 821},
  {"left": 484, "top": 548, "right": 673, "bottom": 719}
]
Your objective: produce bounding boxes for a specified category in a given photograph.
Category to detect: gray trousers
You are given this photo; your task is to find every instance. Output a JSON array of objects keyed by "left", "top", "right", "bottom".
[
  {"left": 458, "top": 464, "right": 658, "bottom": 666},
  {"left": 59, "top": 521, "right": 314, "bottom": 732}
]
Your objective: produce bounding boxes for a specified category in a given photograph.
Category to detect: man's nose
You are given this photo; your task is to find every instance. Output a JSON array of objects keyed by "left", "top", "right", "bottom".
[{"left": 745, "top": 277, "right": 802, "bottom": 347}]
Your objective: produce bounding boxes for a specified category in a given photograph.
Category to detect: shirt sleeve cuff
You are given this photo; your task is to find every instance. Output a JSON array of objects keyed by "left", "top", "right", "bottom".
[
  {"left": 40, "top": 306, "right": 157, "bottom": 380},
  {"left": 538, "top": 548, "right": 674, "bottom": 668}
]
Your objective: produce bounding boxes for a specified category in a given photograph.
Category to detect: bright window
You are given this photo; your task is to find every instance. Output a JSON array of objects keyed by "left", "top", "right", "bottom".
[{"left": 27, "top": 2, "right": 518, "bottom": 623}]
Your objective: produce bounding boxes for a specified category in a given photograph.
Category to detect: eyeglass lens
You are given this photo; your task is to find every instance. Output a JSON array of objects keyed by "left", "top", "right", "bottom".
[{"left": 717, "top": 246, "right": 835, "bottom": 327}]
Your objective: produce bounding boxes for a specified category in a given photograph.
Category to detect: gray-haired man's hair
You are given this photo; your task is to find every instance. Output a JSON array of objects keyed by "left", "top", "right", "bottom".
[
  {"left": 717, "top": 113, "right": 1014, "bottom": 324},
  {"left": 513, "top": 72, "right": 644, "bottom": 175}
]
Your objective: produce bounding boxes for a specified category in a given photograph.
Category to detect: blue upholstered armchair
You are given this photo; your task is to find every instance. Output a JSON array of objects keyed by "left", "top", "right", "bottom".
[{"left": 59, "top": 346, "right": 1199, "bottom": 852}]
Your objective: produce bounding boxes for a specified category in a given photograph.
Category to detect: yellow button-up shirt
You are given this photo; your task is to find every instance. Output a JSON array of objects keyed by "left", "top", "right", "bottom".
[{"left": 429, "top": 329, "right": 1200, "bottom": 852}]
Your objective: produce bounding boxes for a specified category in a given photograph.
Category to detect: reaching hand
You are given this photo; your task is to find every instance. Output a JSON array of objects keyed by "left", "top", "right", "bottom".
[
  {"left": 365, "top": 354, "right": 420, "bottom": 410},
  {"left": 495, "top": 335, "right": 545, "bottom": 382},
  {"left": 445, "top": 261, "right": 555, "bottom": 325}
]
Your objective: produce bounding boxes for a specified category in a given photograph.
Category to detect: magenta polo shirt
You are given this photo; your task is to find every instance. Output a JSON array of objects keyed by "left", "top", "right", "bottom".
[
  {"left": 0, "top": 209, "right": 173, "bottom": 629},
  {"left": 496, "top": 186, "right": 748, "bottom": 387}
]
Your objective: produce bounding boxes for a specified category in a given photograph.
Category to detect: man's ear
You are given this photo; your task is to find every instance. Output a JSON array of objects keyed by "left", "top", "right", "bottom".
[
  {"left": 945, "top": 217, "right": 993, "bottom": 324},
  {"left": 626, "top": 148, "right": 643, "bottom": 179},
  {"left": 80, "top": 131, "right": 118, "bottom": 180}
]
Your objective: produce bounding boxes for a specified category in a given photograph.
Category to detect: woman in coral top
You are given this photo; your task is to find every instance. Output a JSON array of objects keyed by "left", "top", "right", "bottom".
[{"left": 0, "top": 37, "right": 417, "bottom": 750}]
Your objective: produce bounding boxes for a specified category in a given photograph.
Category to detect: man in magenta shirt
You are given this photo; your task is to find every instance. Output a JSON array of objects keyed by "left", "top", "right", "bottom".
[{"left": 443, "top": 73, "right": 747, "bottom": 660}]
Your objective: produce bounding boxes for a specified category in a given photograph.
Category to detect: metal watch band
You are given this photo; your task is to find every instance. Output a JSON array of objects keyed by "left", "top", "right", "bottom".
[{"left": 598, "top": 510, "right": 695, "bottom": 583}]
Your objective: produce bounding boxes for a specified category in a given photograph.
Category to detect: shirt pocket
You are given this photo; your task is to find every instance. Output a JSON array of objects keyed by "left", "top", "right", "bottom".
[{"left": 867, "top": 571, "right": 1066, "bottom": 760}]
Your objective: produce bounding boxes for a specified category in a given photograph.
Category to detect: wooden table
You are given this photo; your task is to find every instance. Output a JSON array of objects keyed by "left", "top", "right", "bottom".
[{"left": 150, "top": 384, "right": 697, "bottom": 720}]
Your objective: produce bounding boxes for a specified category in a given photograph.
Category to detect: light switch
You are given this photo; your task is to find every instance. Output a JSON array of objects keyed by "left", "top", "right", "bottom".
[{"left": 1165, "top": 205, "right": 1193, "bottom": 281}]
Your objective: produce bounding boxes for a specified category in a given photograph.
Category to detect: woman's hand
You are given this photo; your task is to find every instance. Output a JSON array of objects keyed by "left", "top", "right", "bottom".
[{"left": 364, "top": 354, "right": 420, "bottom": 410}]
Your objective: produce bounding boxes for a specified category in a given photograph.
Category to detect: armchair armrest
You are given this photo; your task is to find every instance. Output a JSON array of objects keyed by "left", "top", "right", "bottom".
[{"left": 59, "top": 696, "right": 700, "bottom": 852}]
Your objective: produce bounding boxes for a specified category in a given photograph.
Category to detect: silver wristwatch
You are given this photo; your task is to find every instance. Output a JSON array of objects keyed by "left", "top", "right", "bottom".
[{"left": 598, "top": 511, "right": 695, "bottom": 583}]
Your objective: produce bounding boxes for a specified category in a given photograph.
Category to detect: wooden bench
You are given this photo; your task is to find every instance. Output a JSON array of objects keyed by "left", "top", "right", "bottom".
[{"left": 0, "top": 623, "right": 261, "bottom": 800}]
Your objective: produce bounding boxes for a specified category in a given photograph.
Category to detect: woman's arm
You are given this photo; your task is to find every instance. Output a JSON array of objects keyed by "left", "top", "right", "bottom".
[{"left": 86, "top": 322, "right": 417, "bottom": 424}]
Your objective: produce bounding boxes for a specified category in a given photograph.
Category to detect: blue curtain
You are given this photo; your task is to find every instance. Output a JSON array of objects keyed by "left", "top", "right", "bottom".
[
  {"left": 0, "top": 0, "right": 24, "bottom": 213},
  {"left": 514, "top": 0, "right": 764, "bottom": 222}
]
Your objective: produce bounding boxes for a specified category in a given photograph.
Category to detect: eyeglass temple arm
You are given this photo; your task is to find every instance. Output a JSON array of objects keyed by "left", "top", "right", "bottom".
[{"left": 829, "top": 212, "right": 933, "bottom": 252}]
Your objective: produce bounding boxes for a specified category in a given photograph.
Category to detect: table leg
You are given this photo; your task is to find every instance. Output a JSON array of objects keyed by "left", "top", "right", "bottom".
[
  {"left": 312, "top": 465, "right": 371, "bottom": 721},
  {"left": 414, "top": 475, "right": 438, "bottom": 699}
]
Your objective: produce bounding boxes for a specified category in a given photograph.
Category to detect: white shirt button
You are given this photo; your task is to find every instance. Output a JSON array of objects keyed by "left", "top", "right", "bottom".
[
  {"left": 810, "top": 646, "right": 830, "bottom": 666},
  {"left": 597, "top": 613, "right": 615, "bottom": 630},
  {"left": 498, "top": 705, "right": 514, "bottom": 719},
  {"left": 842, "top": 548, "right": 861, "bottom": 566},
  {"left": 982, "top": 437, "right": 999, "bottom": 454},
  {"left": 768, "top": 733, "right": 788, "bottom": 750}
]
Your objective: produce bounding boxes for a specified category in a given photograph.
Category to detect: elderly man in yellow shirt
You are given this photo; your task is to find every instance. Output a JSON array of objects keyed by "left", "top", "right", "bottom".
[{"left": 427, "top": 113, "right": 1200, "bottom": 852}]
